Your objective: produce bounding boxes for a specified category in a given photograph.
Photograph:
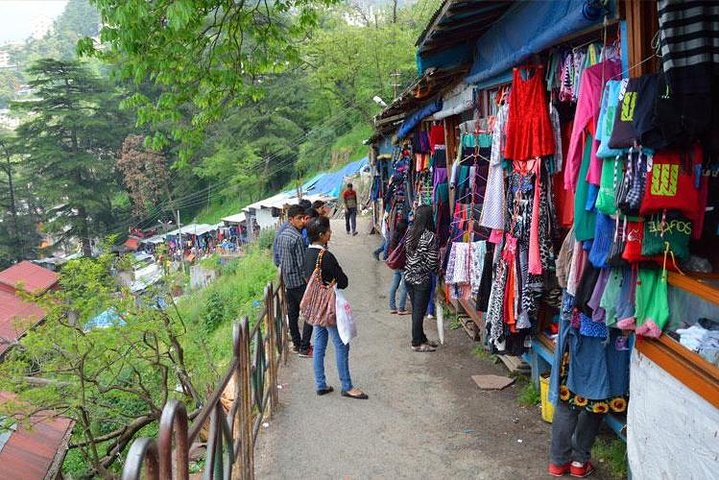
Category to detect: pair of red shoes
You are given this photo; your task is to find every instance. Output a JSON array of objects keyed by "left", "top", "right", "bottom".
[{"left": 548, "top": 461, "right": 595, "bottom": 478}]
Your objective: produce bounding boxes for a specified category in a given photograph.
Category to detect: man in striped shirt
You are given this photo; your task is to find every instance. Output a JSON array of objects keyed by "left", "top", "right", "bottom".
[{"left": 276, "top": 204, "right": 313, "bottom": 357}]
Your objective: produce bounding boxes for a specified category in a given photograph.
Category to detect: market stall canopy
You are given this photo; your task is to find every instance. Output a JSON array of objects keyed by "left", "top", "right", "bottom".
[
  {"left": 243, "top": 192, "right": 292, "bottom": 213},
  {"left": 465, "top": 0, "right": 614, "bottom": 85},
  {"left": 416, "top": 0, "right": 513, "bottom": 73},
  {"left": 222, "top": 212, "right": 247, "bottom": 224},
  {"left": 372, "top": 66, "right": 467, "bottom": 136},
  {"left": 164, "top": 223, "right": 214, "bottom": 237}
]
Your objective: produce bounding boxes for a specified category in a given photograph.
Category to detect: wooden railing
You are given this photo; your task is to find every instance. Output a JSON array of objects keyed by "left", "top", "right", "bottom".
[{"left": 121, "top": 277, "right": 289, "bottom": 480}]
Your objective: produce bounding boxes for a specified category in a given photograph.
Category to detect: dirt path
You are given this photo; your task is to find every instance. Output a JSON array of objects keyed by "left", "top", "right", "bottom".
[{"left": 254, "top": 218, "right": 610, "bottom": 479}]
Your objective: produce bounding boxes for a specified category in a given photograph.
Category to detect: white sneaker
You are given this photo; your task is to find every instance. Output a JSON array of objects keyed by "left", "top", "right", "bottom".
[{"left": 426, "top": 314, "right": 435, "bottom": 319}]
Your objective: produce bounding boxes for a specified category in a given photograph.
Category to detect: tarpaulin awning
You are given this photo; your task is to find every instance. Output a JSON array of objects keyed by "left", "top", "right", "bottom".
[
  {"left": 416, "top": 0, "right": 513, "bottom": 73},
  {"left": 397, "top": 97, "right": 443, "bottom": 140},
  {"left": 431, "top": 82, "right": 475, "bottom": 120},
  {"left": 221, "top": 212, "right": 247, "bottom": 224},
  {"left": 465, "top": 0, "right": 613, "bottom": 85},
  {"left": 289, "top": 157, "right": 369, "bottom": 200}
]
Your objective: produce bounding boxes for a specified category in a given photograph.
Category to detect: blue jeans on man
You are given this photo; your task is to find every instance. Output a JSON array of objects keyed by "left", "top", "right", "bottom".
[
  {"left": 313, "top": 325, "right": 352, "bottom": 392},
  {"left": 345, "top": 208, "right": 357, "bottom": 234}
]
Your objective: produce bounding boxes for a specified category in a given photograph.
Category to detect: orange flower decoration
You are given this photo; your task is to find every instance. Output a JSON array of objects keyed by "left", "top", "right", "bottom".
[
  {"left": 592, "top": 402, "right": 609, "bottom": 414},
  {"left": 573, "top": 395, "right": 588, "bottom": 407},
  {"left": 610, "top": 398, "right": 627, "bottom": 412},
  {"left": 559, "top": 385, "right": 570, "bottom": 401}
]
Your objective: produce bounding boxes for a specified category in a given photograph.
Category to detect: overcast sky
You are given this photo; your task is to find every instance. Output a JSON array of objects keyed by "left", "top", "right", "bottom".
[{"left": 0, "top": 1, "right": 68, "bottom": 44}]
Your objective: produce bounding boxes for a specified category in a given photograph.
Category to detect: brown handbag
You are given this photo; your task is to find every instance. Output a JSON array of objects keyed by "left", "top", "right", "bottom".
[{"left": 300, "top": 249, "right": 336, "bottom": 327}]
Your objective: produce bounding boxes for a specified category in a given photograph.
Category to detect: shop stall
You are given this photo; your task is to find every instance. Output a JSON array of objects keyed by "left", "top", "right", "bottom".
[{"left": 369, "top": 0, "right": 719, "bottom": 476}]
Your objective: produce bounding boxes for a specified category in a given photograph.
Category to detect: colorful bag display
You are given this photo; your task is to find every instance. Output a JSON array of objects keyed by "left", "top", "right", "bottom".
[{"left": 300, "top": 249, "right": 337, "bottom": 327}]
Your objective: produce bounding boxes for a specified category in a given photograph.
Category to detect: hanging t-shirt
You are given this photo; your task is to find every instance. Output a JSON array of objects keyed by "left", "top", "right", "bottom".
[{"left": 564, "top": 59, "right": 622, "bottom": 190}]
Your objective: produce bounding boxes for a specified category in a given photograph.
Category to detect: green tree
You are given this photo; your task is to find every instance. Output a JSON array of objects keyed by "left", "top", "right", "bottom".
[
  {"left": 83, "top": 0, "right": 337, "bottom": 161},
  {"left": 0, "top": 251, "right": 202, "bottom": 479},
  {"left": 12, "top": 59, "right": 130, "bottom": 257}
]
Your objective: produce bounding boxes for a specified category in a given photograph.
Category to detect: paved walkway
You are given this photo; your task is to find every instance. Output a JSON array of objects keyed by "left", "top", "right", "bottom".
[{"left": 254, "top": 218, "right": 589, "bottom": 479}]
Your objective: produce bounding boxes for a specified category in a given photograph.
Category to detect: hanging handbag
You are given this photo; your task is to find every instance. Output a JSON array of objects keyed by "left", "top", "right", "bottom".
[
  {"left": 641, "top": 213, "right": 692, "bottom": 261},
  {"left": 300, "top": 249, "right": 337, "bottom": 327},
  {"left": 385, "top": 234, "right": 407, "bottom": 270},
  {"left": 615, "top": 147, "right": 648, "bottom": 216},
  {"left": 639, "top": 143, "right": 707, "bottom": 220}
]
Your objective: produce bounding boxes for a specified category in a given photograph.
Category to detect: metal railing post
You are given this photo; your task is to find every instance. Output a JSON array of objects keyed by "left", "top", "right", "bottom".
[
  {"left": 239, "top": 317, "right": 254, "bottom": 479},
  {"left": 265, "top": 283, "right": 279, "bottom": 414}
]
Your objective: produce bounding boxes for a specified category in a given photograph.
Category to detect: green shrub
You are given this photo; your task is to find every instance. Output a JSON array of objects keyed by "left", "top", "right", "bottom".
[
  {"left": 517, "top": 381, "right": 541, "bottom": 407},
  {"left": 592, "top": 437, "right": 628, "bottom": 479},
  {"left": 257, "top": 228, "right": 276, "bottom": 251},
  {"left": 202, "top": 290, "right": 226, "bottom": 332}
]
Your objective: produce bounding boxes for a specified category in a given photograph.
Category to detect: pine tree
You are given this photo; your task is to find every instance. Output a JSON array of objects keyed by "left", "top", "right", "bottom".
[{"left": 13, "top": 59, "right": 128, "bottom": 256}]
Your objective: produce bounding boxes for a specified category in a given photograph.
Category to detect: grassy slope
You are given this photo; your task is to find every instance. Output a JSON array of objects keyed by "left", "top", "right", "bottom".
[{"left": 192, "top": 123, "right": 372, "bottom": 224}]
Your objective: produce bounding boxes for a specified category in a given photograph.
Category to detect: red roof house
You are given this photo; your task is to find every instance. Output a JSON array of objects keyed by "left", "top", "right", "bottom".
[
  {"left": 0, "top": 261, "right": 59, "bottom": 295},
  {"left": 0, "top": 392, "right": 74, "bottom": 480},
  {"left": 0, "top": 262, "right": 58, "bottom": 359}
]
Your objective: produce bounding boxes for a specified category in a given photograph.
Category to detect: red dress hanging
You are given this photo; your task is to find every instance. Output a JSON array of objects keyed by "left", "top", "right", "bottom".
[{"left": 504, "top": 65, "right": 556, "bottom": 161}]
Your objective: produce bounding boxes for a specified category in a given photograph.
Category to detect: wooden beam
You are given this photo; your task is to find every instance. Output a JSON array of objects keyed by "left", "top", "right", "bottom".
[{"left": 624, "top": 0, "right": 658, "bottom": 78}]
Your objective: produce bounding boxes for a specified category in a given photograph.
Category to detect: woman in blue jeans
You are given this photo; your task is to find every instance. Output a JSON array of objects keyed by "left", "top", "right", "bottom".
[
  {"left": 304, "top": 216, "right": 368, "bottom": 399},
  {"left": 387, "top": 219, "right": 409, "bottom": 314}
]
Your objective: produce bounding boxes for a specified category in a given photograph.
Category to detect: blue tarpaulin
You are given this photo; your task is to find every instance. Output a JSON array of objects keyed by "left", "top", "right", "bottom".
[
  {"left": 298, "top": 157, "right": 369, "bottom": 198},
  {"left": 465, "top": 0, "right": 613, "bottom": 85},
  {"left": 397, "top": 98, "right": 442, "bottom": 140}
]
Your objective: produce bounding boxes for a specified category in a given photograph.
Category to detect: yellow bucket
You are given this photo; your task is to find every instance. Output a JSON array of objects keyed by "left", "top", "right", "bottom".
[{"left": 540, "top": 373, "right": 555, "bottom": 423}]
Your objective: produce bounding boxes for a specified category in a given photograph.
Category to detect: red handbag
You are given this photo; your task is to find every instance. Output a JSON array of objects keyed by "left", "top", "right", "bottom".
[
  {"left": 640, "top": 144, "right": 707, "bottom": 222},
  {"left": 385, "top": 235, "right": 407, "bottom": 270}
]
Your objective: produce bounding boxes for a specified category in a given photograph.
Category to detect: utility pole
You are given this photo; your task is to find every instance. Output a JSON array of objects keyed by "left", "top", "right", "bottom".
[
  {"left": 176, "top": 209, "right": 185, "bottom": 274},
  {"left": 391, "top": 70, "right": 402, "bottom": 99}
]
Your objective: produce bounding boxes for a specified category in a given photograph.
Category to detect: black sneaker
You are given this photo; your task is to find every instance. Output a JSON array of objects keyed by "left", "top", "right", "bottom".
[{"left": 298, "top": 346, "right": 313, "bottom": 358}]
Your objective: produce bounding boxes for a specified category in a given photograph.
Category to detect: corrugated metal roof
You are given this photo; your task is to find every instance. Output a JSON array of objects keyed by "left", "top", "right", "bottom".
[
  {"left": 0, "top": 261, "right": 58, "bottom": 295},
  {"left": 0, "top": 392, "right": 74, "bottom": 480},
  {"left": 0, "top": 291, "right": 46, "bottom": 358}
]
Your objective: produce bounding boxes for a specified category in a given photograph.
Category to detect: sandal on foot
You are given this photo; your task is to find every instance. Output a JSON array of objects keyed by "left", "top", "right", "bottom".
[
  {"left": 341, "top": 389, "right": 368, "bottom": 400},
  {"left": 425, "top": 340, "right": 439, "bottom": 348},
  {"left": 411, "top": 343, "right": 436, "bottom": 352},
  {"left": 316, "top": 386, "right": 334, "bottom": 396},
  {"left": 397, "top": 310, "right": 410, "bottom": 316},
  {"left": 389, "top": 310, "right": 398, "bottom": 314}
]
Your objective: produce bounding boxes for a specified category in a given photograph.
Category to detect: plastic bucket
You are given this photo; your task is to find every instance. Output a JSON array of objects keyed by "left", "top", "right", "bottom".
[{"left": 540, "top": 373, "right": 555, "bottom": 423}]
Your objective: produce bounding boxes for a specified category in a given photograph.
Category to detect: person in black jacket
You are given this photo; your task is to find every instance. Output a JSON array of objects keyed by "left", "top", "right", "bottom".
[{"left": 304, "top": 216, "right": 368, "bottom": 399}]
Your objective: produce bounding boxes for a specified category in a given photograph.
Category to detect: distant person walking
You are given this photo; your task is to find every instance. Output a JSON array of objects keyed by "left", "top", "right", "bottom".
[
  {"left": 276, "top": 204, "right": 313, "bottom": 357},
  {"left": 304, "top": 216, "right": 367, "bottom": 399},
  {"left": 343, "top": 183, "right": 358, "bottom": 236},
  {"left": 404, "top": 205, "right": 439, "bottom": 352}
]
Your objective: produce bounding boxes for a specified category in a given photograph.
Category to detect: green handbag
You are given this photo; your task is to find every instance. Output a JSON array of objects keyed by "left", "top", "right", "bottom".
[
  {"left": 595, "top": 155, "right": 624, "bottom": 216},
  {"left": 641, "top": 213, "right": 692, "bottom": 261}
]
